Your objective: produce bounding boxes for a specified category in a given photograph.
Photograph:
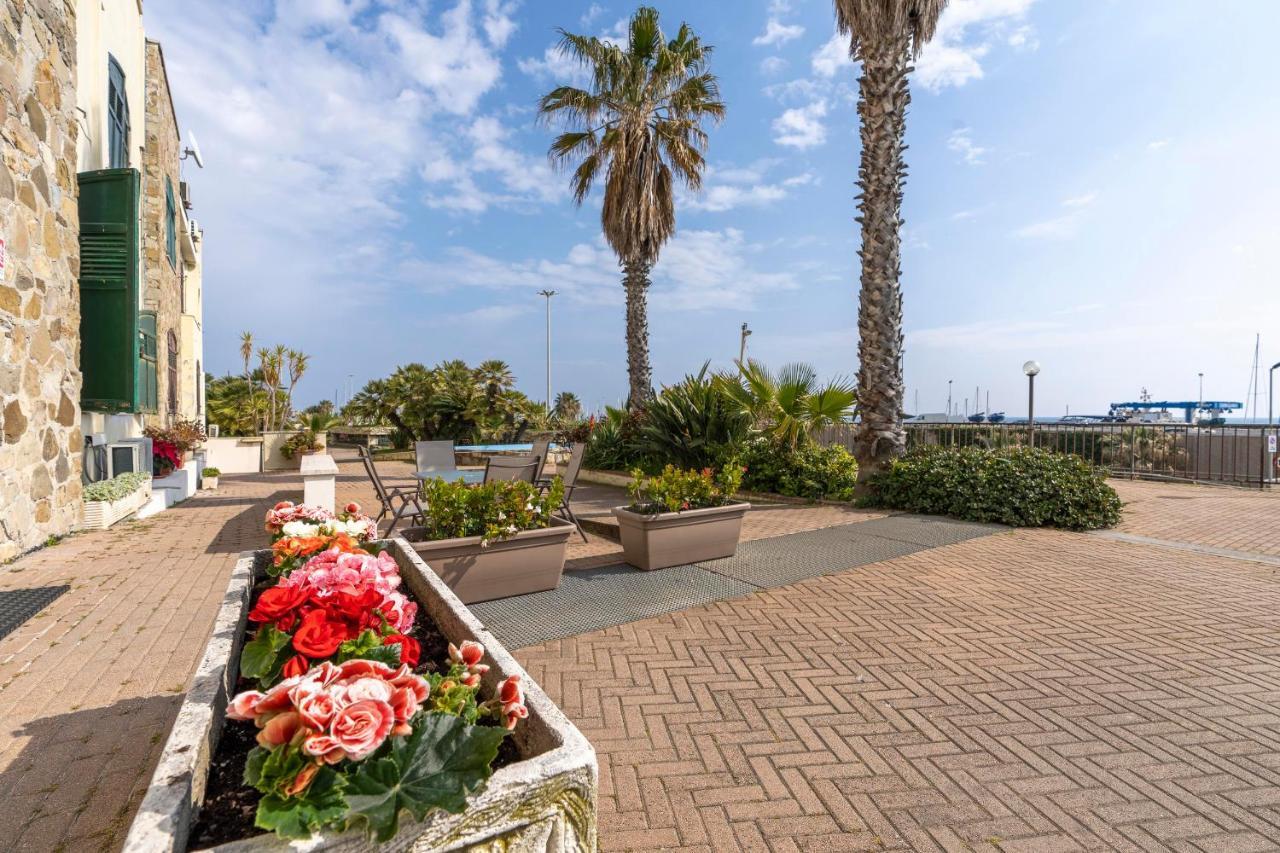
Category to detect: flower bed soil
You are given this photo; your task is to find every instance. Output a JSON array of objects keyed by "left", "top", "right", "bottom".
[{"left": 189, "top": 572, "right": 521, "bottom": 848}]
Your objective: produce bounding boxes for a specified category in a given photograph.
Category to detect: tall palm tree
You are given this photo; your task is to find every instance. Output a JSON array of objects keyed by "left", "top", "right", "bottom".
[
  {"left": 475, "top": 359, "right": 515, "bottom": 414},
  {"left": 538, "top": 6, "right": 724, "bottom": 408},
  {"left": 833, "top": 0, "right": 947, "bottom": 494},
  {"left": 239, "top": 331, "right": 257, "bottom": 432}
]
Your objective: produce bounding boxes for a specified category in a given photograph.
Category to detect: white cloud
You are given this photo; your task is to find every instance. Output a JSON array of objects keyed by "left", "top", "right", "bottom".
[
  {"left": 811, "top": 33, "right": 851, "bottom": 78},
  {"left": 915, "top": 0, "right": 1038, "bottom": 92},
  {"left": 760, "top": 56, "right": 788, "bottom": 76},
  {"left": 684, "top": 160, "right": 812, "bottom": 212},
  {"left": 947, "top": 127, "right": 987, "bottom": 165},
  {"left": 763, "top": 77, "right": 825, "bottom": 104},
  {"left": 772, "top": 100, "right": 828, "bottom": 149},
  {"left": 518, "top": 45, "right": 588, "bottom": 85},
  {"left": 382, "top": 1, "right": 511, "bottom": 114},
  {"left": 1147, "top": 138, "right": 1172, "bottom": 151},
  {"left": 753, "top": 19, "right": 805, "bottom": 47},
  {"left": 405, "top": 229, "right": 798, "bottom": 312},
  {"left": 579, "top": 3, "right": 605, "bottom": 27},
  {"left": 424, "top": 115, "right": 561, "bottom": 213},
  {"left": 1014, "top": 192, "right": 1096, "bottom": 238}
]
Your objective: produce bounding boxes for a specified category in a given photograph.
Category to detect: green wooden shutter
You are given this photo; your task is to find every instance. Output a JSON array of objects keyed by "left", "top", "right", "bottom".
[
  {"left": 78, "top": 168, "right": 141, "bottom": 412},
  {"left": 138, "top": 311, "right": 158, "bottom": 413}
]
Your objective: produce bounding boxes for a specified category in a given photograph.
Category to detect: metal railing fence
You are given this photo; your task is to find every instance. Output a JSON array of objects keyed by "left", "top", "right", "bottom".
[{"left": 815, "top": 422, "right": 1280, "bottom": 487}]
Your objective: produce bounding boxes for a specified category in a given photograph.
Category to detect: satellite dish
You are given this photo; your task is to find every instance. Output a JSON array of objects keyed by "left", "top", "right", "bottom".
[{"left": 182, "top": 129, "right": 204, "bottom": 168}]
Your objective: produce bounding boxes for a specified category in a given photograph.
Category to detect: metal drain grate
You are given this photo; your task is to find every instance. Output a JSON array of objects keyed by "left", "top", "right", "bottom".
[
  {"left": 0, "top": 585, "right": 70, "bottom": 641},
  {"left": 469, "top": 564, "right": 756, "bottom": 649},
  {"left": 474, "top": 514, "right": 1005, "bottom": 649}
]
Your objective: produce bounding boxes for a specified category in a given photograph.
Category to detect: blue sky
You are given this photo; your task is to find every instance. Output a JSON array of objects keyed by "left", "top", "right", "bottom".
[{"left": 149, "top": 0, "right": 1280, "bottom": 419}]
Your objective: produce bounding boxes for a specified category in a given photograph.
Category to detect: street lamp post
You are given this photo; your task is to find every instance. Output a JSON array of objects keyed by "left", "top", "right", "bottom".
[
  {"left": 1268, "top": 362, "right": 1280, "bottom": 484},
  {"left": 538, "top": 290, "right": 556, "bottom": 416},
  {"left": 947, "top": 379, "right": 953, "bottom": 418},
  {"left": 1023, "top": 360, "right": 1041, "bottom": 446},
  {"left": 739, "top": 322, "right": 752, "bottom": 364}
]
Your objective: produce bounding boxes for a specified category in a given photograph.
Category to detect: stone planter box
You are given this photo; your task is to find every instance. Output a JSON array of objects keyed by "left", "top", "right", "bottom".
[
  {"left": 401, "top": 518, "right": 574, "bottom": 604},
  {"left": 123, "top": 538, "right": 597, "bottom": 853},
  {"left": 613, "top": 502, "right": 750, "bottom": 571},
  {"left": 81, "top": 479, "right": 152, "bottom": 530}
]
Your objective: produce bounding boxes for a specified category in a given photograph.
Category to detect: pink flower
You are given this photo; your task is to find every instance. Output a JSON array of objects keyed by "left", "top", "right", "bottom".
[
  {"left": 257, "top": 675, "right": 305, "bottom": 715},
  {"left": 498, "top": 674, "right": 524, "bottom": 707},
  {"left": 296, "top": 691, "right": 336, "bottom": 730},
  {"left": 227, "top": 690, "right": 264, "bottom": 720},
  {"left": 303, "top": 734, "right": 347, "bottom": 764},
  {"left": 503, "top": 703, "right": 528, "bottom": 730},
  {"left": 389, "top": 687, "right": 421, "bottom": 735},
  {"left": 449, "top": 640, "right": 485, "bottom": 669},
  {"left": 337, "top": 659, "right": 397, "bottom": 681},
  {"left": 344, "top": 502, "right": 361, "bottom": 515},
  {"left": 330, "top": 699, "right": 395, "bottom": 760},
  {"left": 390, "top": 667, "right": 430, "bottom": 703},
  {"left": 340, "top": 676, "right": 393, "bottom": 705}
]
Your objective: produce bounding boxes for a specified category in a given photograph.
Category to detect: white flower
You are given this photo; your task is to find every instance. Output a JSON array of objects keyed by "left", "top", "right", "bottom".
[{"left": 282, "top": 520, "right": 321, "bottom": 537}]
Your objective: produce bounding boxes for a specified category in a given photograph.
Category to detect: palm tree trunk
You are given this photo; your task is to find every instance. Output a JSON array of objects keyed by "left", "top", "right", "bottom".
[
  {"left": 622, "top": 258, "right": 654, "bottom": 408},
  {"left": 851, "top": 34, "right": 910, "bottom": 497}
]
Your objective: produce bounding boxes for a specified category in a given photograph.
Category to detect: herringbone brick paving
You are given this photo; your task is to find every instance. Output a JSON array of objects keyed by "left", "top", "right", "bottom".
[
  {"left": 1110, "top": 479, "right": 1280, "bottom": 558},
  {"left": 518, "top": 527, "right": 1280, "bottom": 852},
  {"left": 0, "top": 461, "right": 1277, "bottom": 851}
]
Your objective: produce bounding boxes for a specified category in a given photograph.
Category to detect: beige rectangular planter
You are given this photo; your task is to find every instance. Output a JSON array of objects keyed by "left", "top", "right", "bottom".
[
  {"left": 613, "top": 502, "right": 750, "bottom": 571},
  {"left": 81, "top": 479, "right": 152, "bottom": 530},
  {"left": 401, "top": 517, "right": 574, "bottom": 604},
  {"left": 123, "top": 538, "right": 597, "bottom": 852}
]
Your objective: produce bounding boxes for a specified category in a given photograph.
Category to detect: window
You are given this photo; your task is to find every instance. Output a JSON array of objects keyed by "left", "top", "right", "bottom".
[
  {"left": 165, "top": 179, "right": 177, "bottom": 266},
  {"left": 138, "top": 311, "right": 158, "bottom": 413},
  {"left": 107, "top": 56, "right": 129, "bottom": 169},
  {"left": 167, "top": 330, "right": 179, "bottom": 415}
]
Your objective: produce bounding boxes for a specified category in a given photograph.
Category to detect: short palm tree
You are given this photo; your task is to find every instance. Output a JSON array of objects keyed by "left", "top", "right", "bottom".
[
  {"left": 538, "top": 6, "right": 724, "bottom": 407},
  {"left": 552, "top": 391, "right": 582, "bottom": 422},
  {"left": 475, "top": 359, "right": 515, "bottom": 414},
  {"left": 719, "top": 360, "right": 857, "bottom": 449},
  {"left": 832, "top": 0, "right": 947, "bottom": 494}
]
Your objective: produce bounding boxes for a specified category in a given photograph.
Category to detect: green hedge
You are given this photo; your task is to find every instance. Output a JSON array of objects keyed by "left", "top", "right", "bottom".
[
  {"left": 870, "top": 445, "right": 1121, "bottom": 530},
  {"left": 83, "top": 471, "right": 152, "bottom": 503},
  {"left": 736, "top": 439, "right": 859, "bottom": 501}
]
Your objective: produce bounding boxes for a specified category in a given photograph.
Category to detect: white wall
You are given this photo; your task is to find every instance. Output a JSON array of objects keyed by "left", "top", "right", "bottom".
[
  {"left": 75, "top": 0, "right": 146, "bottom": 173},
  {"left": 204, "top": 437, "right": 263, "bottom": 475}
]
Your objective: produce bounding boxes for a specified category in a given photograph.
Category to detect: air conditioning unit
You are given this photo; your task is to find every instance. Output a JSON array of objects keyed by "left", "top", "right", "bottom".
[
  {"left": 106, "top": 442, "right": 143, "bottom": 478},
  {"left": 208, "top": 423, "right": 220, "bottom": 437}
]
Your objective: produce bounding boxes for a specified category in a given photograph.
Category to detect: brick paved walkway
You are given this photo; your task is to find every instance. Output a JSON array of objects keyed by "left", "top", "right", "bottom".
[
  {"left": 1110, "top": 479, "right": 1280, "bottom": 558},
  {"left": 0, "top": 462, "right": 1277, "bottom": 852}
]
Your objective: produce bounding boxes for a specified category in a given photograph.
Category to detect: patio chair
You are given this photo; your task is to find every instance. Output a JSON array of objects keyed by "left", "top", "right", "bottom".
[
  {"left": 356, "top": 445, "right": 425, "bottom": 534},
  {"left": 530, "top": 439, "right": 550, "bottom": 482},
  {"left": 552, "top": 443, "right": 589, "bottom": 542},
  {"left": 414, "top": 440, "right": 455, "bottom": 474},
  {"left": 482, "top": 454, "right": 541, "bottom": 484}
]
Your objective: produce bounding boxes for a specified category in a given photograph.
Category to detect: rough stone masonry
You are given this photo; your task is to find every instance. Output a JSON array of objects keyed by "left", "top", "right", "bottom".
[{"left": 0, "top": 0, "right": 83, "bottom": 561}]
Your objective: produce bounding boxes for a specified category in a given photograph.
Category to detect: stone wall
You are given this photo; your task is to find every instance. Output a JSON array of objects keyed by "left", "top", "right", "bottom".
[
  {"left": 0, "top": 0, "right": 83, "bottom": 561},
  {"left": 141, "top": 38, "right": 181, "bottom": 427}
]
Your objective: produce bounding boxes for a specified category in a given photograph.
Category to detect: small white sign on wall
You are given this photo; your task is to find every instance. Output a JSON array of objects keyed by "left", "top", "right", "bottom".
[{"left": 1269, "top": 434, "right": 1277, "bottom": 454}]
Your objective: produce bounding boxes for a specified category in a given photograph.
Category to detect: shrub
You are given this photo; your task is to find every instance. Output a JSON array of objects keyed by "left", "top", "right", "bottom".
[
  {"left": 202, "top": 466, "right": 221, "bottom": 477},
  {"left": 417, "top": 477, "right": 565, "bottom": 545},
  {"left": 583, "top": 406, "right": 648, "bottom": 471},
  {"left": 734, "top": 438, "right": 859, "bottom": 501},
  {"left": 633, "top": 368, "right": 750, "bottom": 471},
  {"left": 83, "top": 471, "right": 151, "bottom": 503},
  {"left": 870, "top": 445, "right": 1122, "bottom": 530},
  {"left": 144, "top": 417, "right": 207, "bottom": 453},
  {"left": 280, "top": 430, "right": 322, "bottom": 459},
  {"left": 626, "top": 464, "right": 744, "bottom": 515}
]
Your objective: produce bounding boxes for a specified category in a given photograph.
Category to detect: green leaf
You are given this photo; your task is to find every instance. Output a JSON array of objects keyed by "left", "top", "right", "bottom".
[
  {"left": 360, "top": 643, "right": 402, "bottom": 667},
  {"left": 254, "top": 766, "right": 349, "bottom": 840},
  {"left": 345, "top": 713, "right": 507, "bottom": 843},
  {"left": 336, "top": 628, "right": 382, "bottom": 662},
  {"left": 240, "top": 624, "right": 292, "bottom": 682},
  {"left": 243, "top": 746, "right": 269, "bottom": 789}
]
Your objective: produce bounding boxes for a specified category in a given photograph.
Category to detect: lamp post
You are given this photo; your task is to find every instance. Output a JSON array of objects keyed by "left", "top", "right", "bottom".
[
  {"left": 538, "top": 290, "right": 556, "bottom": 416},
  {"left": 1023, "top": 360, "right": 1041, "bottom": 446},
  {"left": 739, "top": 322, "right": 752, "bottom": 364},
  {"left": 947, "top": 379, "right": 953, "bottom": 418}
]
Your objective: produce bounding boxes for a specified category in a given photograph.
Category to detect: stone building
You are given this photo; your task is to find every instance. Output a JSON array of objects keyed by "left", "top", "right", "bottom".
[{"left": 0, "top": 0, "right": 84, "bottom": 561}]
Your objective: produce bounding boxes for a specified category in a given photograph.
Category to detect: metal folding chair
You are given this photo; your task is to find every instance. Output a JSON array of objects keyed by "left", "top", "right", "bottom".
[{"left": 357, "top": 445, "right": 424, "bottom": 535}]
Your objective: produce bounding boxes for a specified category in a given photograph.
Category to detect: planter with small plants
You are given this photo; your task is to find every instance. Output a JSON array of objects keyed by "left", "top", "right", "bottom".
[
  {"left": 202, "top": 467, "right": 222, "bottom": 489},
  {"left": 123, "top": 500, "right": 596, "bottom": 852},
  {"left": 612, "top": 465, "right": 749, "bottom": 572},
  {"left": 400, "top": 478, "right": 572, "bottom": 604},
  {"left": 82, "top": 471, "right": 153, "bottom": 530}
]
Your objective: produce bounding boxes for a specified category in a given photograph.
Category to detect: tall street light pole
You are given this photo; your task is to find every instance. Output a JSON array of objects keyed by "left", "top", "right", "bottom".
[
  {"left": 947, "top": 379, "right": 953, "bottom": 418},
  {"left": 739, "top": 322, "right": 752, "bottom": 364},
  {"left": 538, "top": 290, "right": 556, "bottom": 416},
  {"left": 1023, "top": 360, "right": 1041, "bottom": 447},
  {"left": 1271, "top": 362, "right": 1280, "bottom": 427}
]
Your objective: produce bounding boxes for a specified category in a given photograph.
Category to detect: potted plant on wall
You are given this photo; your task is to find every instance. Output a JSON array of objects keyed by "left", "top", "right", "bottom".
[
  {"left": 202, "top": 466, "right": 221, "bottom": 489},
  {"left": 280, "top": 429, "right": 323, "bottom": 461},
  {"left": 400, "top": 478, "right": 573, "bottom": 603},
  {"left": 613, "top": 465, "right": 749, "bottom": 571}
]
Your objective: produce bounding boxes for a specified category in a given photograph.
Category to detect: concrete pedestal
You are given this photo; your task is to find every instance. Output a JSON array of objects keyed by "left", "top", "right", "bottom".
[{"left": 301, "top": 453, "right": 339, "bottom": 512}]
